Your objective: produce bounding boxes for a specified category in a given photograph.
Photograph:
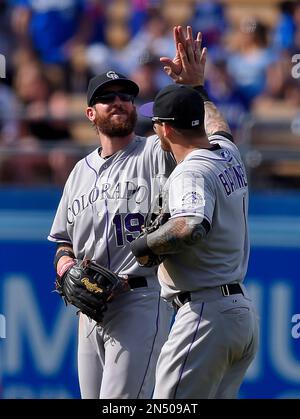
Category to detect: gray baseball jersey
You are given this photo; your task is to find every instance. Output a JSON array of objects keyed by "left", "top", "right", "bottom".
[
  {"left": 48, "top": 135, "right": 175, "bottom": 399},
  {"left": 158, "top": 133, "right": 250, "bottom": 300},
  {"left": 152, "top": 132, "right": 258, "bottom": 399}
]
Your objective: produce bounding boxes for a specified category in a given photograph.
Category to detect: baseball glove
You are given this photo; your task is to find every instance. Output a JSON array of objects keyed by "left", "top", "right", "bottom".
[
  {"left": 132, "top": 211, "right": 170, "bottom": 267},
  {"left": 55, "top": 259, "right": 129, "bottom": 324}
]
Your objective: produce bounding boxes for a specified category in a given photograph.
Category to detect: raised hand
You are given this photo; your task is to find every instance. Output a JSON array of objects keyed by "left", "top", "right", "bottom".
[
  {"left": 160, "top": 26, "right": 207, "bottom": 86},
  {"left": 159, "top": 26, "right": 187, "bottom": 77}
]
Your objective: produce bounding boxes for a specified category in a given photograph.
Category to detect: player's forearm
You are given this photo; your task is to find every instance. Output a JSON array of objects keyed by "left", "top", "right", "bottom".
[
  {"left": 54, "top": 245, "right": 75, "bottom": 276},
  {"left": 146, "top": 216, "right": 208, "bottom": 255},
  {"left": 204, "top": 101, "right": 231, "bottom": 137},
  {"left": 56, "top": 243, "right": 74, "bottom": 253}
]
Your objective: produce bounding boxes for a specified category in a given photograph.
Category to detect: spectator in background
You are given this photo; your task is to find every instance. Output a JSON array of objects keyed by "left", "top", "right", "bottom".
[
  {"left": 65, "top": 43, "right": 93, "bottom": 94},
  {"left": 6, "top": 61, "right": 76, "bottom": 185},
  {"left": 0, "top": 0, "right": 16, "bottom": 83},
  {"left": 227, "top": 18, "right": 276, "bottom": 108},
  {"left": 130, "top": 0, "right": 149, "bottom": 35},
  {"left": 11, "top": 0, "right": 91, "bottom": 66},
  {"left": 14, "top": 63, "right": 71, "bottom": 142},
  {"left": 124, "top": 12, "right": 176, "bottom": 89},
  {"left": 205, "top": 59, "right": 247, "bottom": 138},
  {"left": 252, "top": 52, "right": 300, "bottom": 118},
  {"left": 272, "top": 1, "right": 296, "bottom": 52},
  {"left": 251, "top": 1, "right": 300, "bottom": 117},
  {"left": 191, "top": 0, "right": 227, "bottom": 59},
  {"left": 104, "top": 0, "right": 148, "bottom": 37},
  {"left": 86, "top": 12, "right": 175, "bottom": 87},
  {"left": 283, "top": 78, "right": 300, "bottom": 107},
  {"left": 86, "top": 19, "right": 133, "bottom": 75},
  {"left": 84, "top": 0, "right": 106, "bottom": 45},
  {"left": 87, "top": 0, "right": 148, "bottom": 44},
  {"left": 130, "top": 55, "right": 159, "bottom": 136},
  {"left": 0, "top": 81, "right": 19, "bottom": 146},
  {"left": 292, "top": 1, "right": 300, "bottom": 51},
  {"left": 130, "top": 54, "right": 159, "bottom": 106},
  {"left": 160, "top": 0, "right": 195, "bottom": 28},
  {"left": 84, "top": 0, "right": 149, "bottom": 76}
]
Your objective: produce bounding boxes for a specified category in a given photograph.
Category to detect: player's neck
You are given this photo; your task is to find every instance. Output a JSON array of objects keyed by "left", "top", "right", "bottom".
[
  {"left": 99, "top": 132, "right": 135, "bottom": 158},
  {"left": 171, "top": 138, "right": 211, "bottom": 163}
]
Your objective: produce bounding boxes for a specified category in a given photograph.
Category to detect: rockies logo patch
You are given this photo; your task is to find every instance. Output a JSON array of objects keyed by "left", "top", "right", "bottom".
[
  {"left": 182, "top": 191, "right": 205, "bottom": 207},
  {"left": 220, "top": 149, "right": 233, "bottom": 162}
]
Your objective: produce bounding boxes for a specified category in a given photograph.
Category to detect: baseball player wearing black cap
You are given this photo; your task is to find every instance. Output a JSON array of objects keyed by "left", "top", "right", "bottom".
[
  {"left": 131, "top": 28, "right": 259, "bottom": 399},
  {"left": 86, "top": 71, "right": 140, "bottom": 107},
  {"left": 139, "top": 83, "right": 205, "bottom": 130}
]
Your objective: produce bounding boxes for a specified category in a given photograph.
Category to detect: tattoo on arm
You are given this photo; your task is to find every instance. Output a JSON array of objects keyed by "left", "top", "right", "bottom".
[
  {"left": 204, "top": 101, "right": 231, "bottom": 137},
  {"left": 147, "top": 217, "right": 208, "bottom": 255}
]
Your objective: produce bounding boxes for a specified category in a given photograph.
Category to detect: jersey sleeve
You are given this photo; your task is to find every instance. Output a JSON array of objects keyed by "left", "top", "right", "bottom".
[
  {"left": 208, "top": 132, "right": 241, "bottom": 156},
  {"left": 168, "top": 169, "right": 215, "bottom": 224},
  {"left": 209, "top": 131, "right": 234, "bottom": 143},
  {"left": 47, "top": 175, "right": 73, "bottom": 244}
]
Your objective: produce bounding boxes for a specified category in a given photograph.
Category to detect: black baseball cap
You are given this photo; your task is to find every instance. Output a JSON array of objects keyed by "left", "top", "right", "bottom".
[
  {"left": 87, "top": 71, "right": 139, "bottom": 106},
  {"left": 139, "top": 84, "right": 205, "bottom": 129}
]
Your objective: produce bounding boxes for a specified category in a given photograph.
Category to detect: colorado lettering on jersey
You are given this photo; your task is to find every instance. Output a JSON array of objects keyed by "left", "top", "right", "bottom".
[
  {"left": 218, "top": 164, "right": 247, "bottom": 196},
  {"left": 67, "top": 181, "right": 149, "bottom": 224}
]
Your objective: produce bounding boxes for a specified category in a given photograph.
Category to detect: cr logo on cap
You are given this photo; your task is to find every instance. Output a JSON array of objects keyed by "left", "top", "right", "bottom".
[{"left": 106, "top": 71, "right": 119, "bottom": 80}]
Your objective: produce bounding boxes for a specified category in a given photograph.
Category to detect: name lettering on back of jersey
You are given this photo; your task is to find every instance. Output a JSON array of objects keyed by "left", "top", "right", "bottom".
[{"left": 218, "top": 164, "right": 248, "bottom": 196}]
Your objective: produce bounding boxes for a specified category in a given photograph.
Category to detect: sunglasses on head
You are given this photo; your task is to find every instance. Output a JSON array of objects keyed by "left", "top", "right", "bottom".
[{"left": 92, "top": 92, "right": 134, "bottom": 105}]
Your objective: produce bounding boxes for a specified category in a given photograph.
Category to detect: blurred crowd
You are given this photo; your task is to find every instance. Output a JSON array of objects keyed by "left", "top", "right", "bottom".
[{"left": 0, "top": 0, "right": 300, "bottom": 185}]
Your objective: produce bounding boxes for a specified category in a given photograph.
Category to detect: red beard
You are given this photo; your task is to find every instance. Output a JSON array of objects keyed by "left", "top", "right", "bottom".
[{"left": 94, "top": 107, "right": 137, "bottom": 137}]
